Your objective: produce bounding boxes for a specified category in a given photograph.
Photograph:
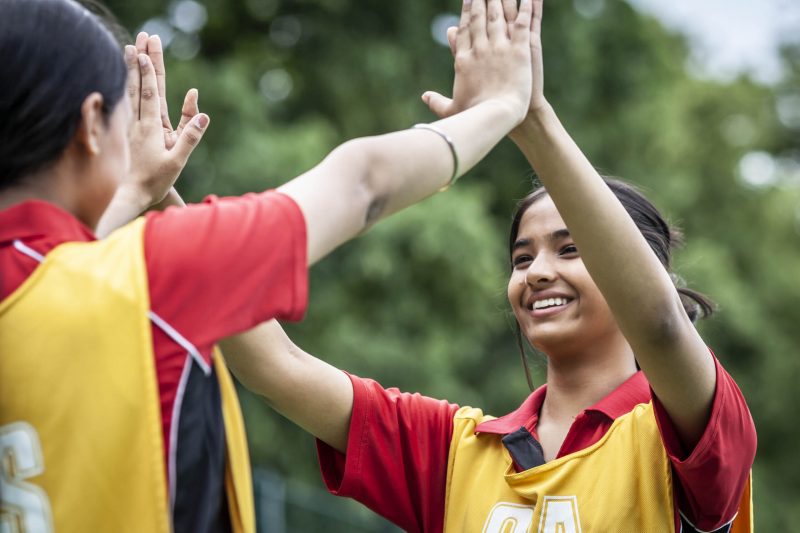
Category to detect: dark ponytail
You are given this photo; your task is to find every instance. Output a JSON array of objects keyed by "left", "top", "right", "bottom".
[{"left": 0, "top": 0, "right": 127, "bottom": 190}]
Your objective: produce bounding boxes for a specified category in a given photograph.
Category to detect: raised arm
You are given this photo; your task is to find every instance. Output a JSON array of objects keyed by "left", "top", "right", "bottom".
[
  {"left": 279, "top": 0, "right": 534, "bottom": 264},
  {"left": 220, "top": 321, "right": 352, "bottom": 452},
  {"left": 100, "top": 0, "right": 534, "bottom": 265},
  {"left": 222, "top": 0, "right": 536, "bottom": 451},
  {"left": 447, "top": 0, "right": 714, "bottom": 448},
  {"left": 513, "top": 111, "right": 716, "bottom": 446}
]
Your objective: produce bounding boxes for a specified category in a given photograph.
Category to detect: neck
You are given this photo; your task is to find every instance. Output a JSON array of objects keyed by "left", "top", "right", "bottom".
[
  {"left": 540, "top": 335, "right": 637, "bottom": 423},
  {"left": 0, "top": 158, "right": 92, "bottom": 227}
]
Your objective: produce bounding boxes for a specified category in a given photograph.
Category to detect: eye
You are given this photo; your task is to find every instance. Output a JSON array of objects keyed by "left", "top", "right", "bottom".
[
  {"left": 512, "top": 254, "right": 532, "bottom": 268},
  {"left": 559, "top": 244, "right": 578, "bottom": 256}
]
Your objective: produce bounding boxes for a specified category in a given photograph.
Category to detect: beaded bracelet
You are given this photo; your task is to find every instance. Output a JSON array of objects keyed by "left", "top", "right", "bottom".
[{"left": 413, "top": 123, "right": 460, "bottom": 191}]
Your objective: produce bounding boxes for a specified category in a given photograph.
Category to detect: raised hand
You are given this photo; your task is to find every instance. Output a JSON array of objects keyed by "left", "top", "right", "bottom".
[
  {"left": 422, "top": 0, "right": 534, "bottom": 124},
  {"left": 95, "top": 35, "right": 208, "bottom": 236},
  {"left": 443, "top": 0, "right": 546, "bottom": 135},
  {"left": 123, "top": 33, "right": 208, "bottom": 207},
  {"left": 133, "top": 32, "right": 202, "bottom": 153}
]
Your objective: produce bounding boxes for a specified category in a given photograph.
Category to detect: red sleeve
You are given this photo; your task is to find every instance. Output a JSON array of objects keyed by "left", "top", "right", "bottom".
[
  {"left": 652, "top": 355, "right": 756, "bottom": 531},
  {"left": 144, "top": 191, "right": 308, "bottom": 354},
  {"left": 316, "top": 373, "right": 459, "bottom": 533}
]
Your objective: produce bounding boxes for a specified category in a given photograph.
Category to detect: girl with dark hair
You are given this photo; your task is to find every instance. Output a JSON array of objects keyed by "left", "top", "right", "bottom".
[
  {"left": 219, "top": 1, "right": 756, "bottom": 531},
  {"left": 0, "top": 0, "right": 538, "bottom": 530}
]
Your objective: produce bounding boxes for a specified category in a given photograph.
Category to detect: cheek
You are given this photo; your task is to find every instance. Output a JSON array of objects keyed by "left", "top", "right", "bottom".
[{"left": 507, "top": 272, "right": 526, "bottom": 315}]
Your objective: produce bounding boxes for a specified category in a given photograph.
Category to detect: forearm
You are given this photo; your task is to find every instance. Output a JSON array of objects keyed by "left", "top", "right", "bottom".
[
  {"left": 95, "top": 185, "right": 152, "bottom": 237},
  {"left": 220, "top": 321, "right": 353, "bottom": 453},
  {"left": 149, "top": 187, "right": 186, "bottom": 211},
  {"left": 279, "top": 98, "right": 522, "bottom": 265},
  {"left": 95, "top": 186, "right": 186, "bottom": 237},
  {"left": 368, "top": 98, "right": 522, "bottom": 219}
]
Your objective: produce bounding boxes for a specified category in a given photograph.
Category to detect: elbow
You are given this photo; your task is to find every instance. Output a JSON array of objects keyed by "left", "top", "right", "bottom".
[
  {"left": 631, "top": 293, "right": 696, "bottom": 348},
  {"left": 330, "top": 138, "right": 390, "bottom": 229}
]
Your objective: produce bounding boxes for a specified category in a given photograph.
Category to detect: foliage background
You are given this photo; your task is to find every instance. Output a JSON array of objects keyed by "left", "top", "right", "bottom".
[{"left": 104, "top": 0, "right": 800, "bottom": 529}]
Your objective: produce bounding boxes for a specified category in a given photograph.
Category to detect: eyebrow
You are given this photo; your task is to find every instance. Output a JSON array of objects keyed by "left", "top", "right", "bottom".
[{"left": 512, "top": 229, "right": 571, "bottom": 251}]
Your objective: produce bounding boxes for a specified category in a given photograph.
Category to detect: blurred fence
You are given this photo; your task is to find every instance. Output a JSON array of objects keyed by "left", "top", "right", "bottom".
[{"left": 253, "top": 468, "right": 403, "bottom": 533}]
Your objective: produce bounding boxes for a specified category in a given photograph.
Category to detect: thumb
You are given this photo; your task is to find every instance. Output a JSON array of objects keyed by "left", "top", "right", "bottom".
[
  {"left": 446, "top": 26, "right": 457, "bottom": 56},
  {"left": 172, "top": 113, "right": 210, "bottom": 167},
  {"left": 421, "top": 91, "right": 453, "bottom": 119},
  {"left": 176, "top": 89, "right": 200, "bottom": 135}
]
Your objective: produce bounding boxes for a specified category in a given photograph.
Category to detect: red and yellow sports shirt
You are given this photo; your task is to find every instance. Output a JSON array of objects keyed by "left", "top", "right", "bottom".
[
  {"left": 317, "top": 359, "right": 755, "bottom": 532},
  {"left": 0, "top": 193, "right": 307, "bottom": 532}
]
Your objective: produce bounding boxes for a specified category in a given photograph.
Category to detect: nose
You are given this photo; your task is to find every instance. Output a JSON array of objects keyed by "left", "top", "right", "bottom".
[{"left": 525, "top": 252, "right": 557, "bottom": 286}]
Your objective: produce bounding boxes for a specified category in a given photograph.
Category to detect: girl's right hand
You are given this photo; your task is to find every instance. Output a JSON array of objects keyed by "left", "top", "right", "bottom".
[
  {"left": 422, "top": 0, "right": 534, "bottom": 125},
  {"left": 440, "top": 0, "right": 547, "bottom": 141},
  {"left": 123, "top": 35, "right": 208, "bottom": 211},
  {"left": 508, "top": 0, "right": 547, "bottom": 142}
]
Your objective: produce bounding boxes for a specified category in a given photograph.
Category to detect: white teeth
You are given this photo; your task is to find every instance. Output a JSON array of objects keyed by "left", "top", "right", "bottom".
[{"left": 532, "top": 297, "right": 569, "bottom": 310}]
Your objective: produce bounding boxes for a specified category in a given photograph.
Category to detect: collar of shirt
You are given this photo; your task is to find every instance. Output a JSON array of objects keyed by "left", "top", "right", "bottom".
[
  {"left": 0, "top": 200, "right": 95, "bottom": 246},
  {"left": 475, "top": 370, "right": 652, "bottom": 436}
]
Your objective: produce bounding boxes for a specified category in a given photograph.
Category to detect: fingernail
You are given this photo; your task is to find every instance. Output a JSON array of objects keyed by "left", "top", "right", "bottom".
[
  {"left": 194, "top": 114, "right": 208, "bottom": 128},
  {"left": 124, "top": 46, "right": 134, "bottom": 61},
  {"left": 138, "top": 54, "right": 147, "bottom": 67}
]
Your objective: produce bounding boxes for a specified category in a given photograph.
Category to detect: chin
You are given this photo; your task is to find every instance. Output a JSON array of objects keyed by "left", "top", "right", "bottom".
[{"left": 524, "top": 326, "right": 576, "bottom": 354}]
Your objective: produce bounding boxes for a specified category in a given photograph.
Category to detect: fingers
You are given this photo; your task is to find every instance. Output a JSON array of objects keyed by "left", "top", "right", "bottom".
[
  {"left": 135, "top": 31, "right": 148, "bottom": 54},
  {"left": 501, "top": 0, "right": 518, "bottom": 23},
  {"left": 125, "top": 45, "right": 141, "bottom": 119},
  {"left": 486, "top": 0, "right": 505, "bottom": 41},
  {"left": 147, "top": 35, "right": 173, "bottom": 132},
  {"left": 137, "top": 54, "right": 160, "bottom": 121},
  {"left": 421, "top": 91, "right": 453, "bottom": 119},
  {"left": 176, "top": 89, "right": 199, "bottom": 135},
  {"left": 468, "top": 0, "right": 488, "bottom": 48},
  {"left": 172, "top": 113, "right": 210, "bottom": 168},
  {"left": 532, "top": 0, "right": 543, "bottom": 35},
  {"left": 455, "top": 0, "right": 472, "bottom": 52},
  {"left": 447, "top": 26, "right": 457, "bottom": 56},
  {"left": 512, "top": 0, "right": 534, "bottom": 45}
]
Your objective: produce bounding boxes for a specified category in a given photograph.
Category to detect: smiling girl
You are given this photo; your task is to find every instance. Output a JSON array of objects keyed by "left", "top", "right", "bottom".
[{"left": 219, "top": 0, "right": 756, "bottom": 531}]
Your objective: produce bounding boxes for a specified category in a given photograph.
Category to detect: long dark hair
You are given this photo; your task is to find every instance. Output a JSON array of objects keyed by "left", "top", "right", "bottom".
[
  {"left": 509, "top": 178, "right": 715, "bottom": 390},
  {"left": 0, "top": 0, "right": 128, "bottom": 190}
]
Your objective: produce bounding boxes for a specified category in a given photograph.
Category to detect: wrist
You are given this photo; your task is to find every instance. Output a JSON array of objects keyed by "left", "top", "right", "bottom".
[
  {"left": 114, "top": 182, "right": 155, "bottom": 213},
  {"left": 508, "top": 101, "right": 555, "bottom": 146},
  {"left": 149, "top": 187, "right": 186, "bottom": 211},
  {"left": 479, "top": 97, "right": 529, "bottom": 129}
]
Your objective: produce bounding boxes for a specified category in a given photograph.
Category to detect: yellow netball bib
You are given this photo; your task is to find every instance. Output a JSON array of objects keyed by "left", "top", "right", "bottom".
[
  {"left": 0, "top": 219, "right": 253, "bottom": 533},
  {"left": 443, "top": 404, "right": 752, "bottom": 533}
]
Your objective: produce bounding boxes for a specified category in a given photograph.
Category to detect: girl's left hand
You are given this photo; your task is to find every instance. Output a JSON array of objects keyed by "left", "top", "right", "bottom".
[{"left": 422, "top": 0, "right": 534, "bottom": 124}]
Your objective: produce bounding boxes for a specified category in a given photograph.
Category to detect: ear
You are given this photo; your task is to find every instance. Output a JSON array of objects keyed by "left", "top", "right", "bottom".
[{"left": 74, "top": 92, "right": 106, "bottom": 155}]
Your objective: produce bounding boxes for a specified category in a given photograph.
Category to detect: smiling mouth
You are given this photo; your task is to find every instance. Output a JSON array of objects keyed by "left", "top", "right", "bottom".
[{"left": 528, "top": 297, "right": 572, "bottom": 311}]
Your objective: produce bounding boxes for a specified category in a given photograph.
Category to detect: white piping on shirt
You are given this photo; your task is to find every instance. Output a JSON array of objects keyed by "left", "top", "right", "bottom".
[
  {"left": 13, "top": 239, "right": 46, "bottom": 262},
  {"left": 679, "top": 509, "right": 736, "bottom": 533},
  {"left": 168, "top": 354, "right": 193, "bottom": 516},
  {"left": 148, "top": 311, "right": 212, "bottom": 376}
]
